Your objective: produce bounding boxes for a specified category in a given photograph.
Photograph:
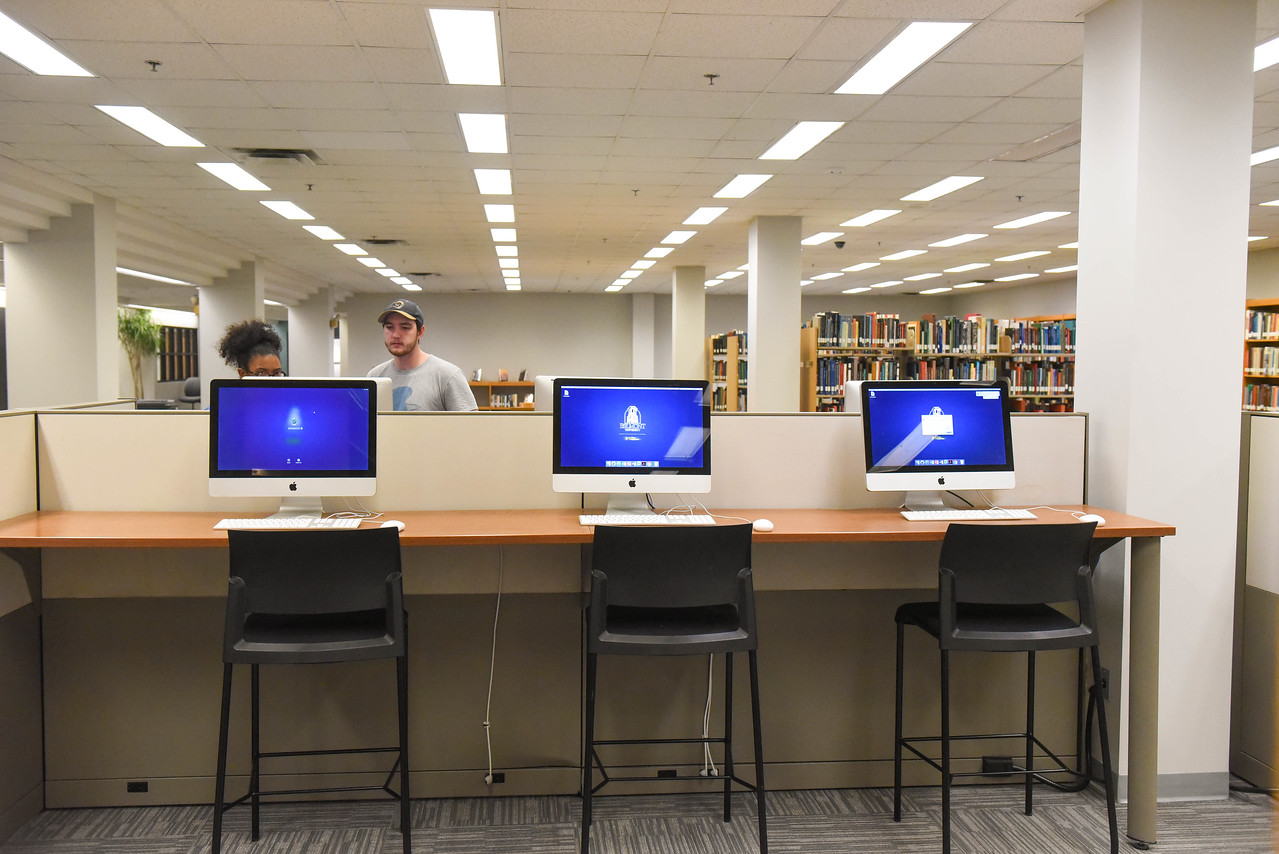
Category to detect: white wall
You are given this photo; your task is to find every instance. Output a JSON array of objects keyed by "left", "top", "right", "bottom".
[{"left": 1247, "top": 246, "right": 1279, "bottom": 299}]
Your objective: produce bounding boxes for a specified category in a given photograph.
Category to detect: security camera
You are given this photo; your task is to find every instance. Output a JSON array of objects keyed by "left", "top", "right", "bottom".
[{"left": 834, "top": 240, "right": 846, "bottom": 249}]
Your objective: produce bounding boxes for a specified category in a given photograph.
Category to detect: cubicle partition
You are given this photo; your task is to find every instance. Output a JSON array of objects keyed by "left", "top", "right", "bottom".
[{"left": 21, "top": 409, "right": 1095, "bottom": 808}]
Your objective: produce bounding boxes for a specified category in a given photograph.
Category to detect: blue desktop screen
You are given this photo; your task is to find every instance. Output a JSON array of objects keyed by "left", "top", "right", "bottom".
[
  {"left": 862, "top": 382, "right": 1011, "bottom": 472},
  {"left": 555, "top": 381, "right": 708, "bottom": 471},
  {"left": 213, "top": 384, "right": 373, "bottom": 475}
]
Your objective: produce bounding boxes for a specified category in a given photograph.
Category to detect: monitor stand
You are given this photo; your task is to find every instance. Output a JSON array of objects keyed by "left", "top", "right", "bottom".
[
  {"left": 602, "top": 492, "right": 655, "bottom": 518},
  {"left": 266, "top": 496, "right": 325, "bottom": 521},
  {"left": 901, "top": 491, "right": 996, "bottom": 513}
]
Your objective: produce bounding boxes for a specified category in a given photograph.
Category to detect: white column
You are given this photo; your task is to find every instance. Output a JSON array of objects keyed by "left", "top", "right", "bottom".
[
  {"left": 747, "top": 216, "right": 801, "bottom": 411},
  {"left": 198, "top": 260, "right": 265, "bottom": 394},
  {"left": 1077, "top": 0, "right": 1253, "bottom": 812},
  {"left": 631, "top": 293, "right": 656, "bottom": 379},
  {"left": 4, "top": 197, "right": 118, "bottom": 407},
  {"left": 287, "top": 288, "right": 336, "bottom": 377},
  {"left": 671, "top": 266, "right": 706, "bottom": 379}
]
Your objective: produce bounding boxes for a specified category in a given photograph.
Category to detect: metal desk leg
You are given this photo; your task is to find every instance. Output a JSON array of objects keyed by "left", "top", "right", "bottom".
[{"left": 1127, "top": 536, "right": 1160, "bottom": 847}]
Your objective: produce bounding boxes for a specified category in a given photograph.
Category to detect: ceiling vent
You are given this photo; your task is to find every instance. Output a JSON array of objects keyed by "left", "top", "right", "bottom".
[
  {"left": 364, "top": 238, "right": 406, "bottom": 246},
  {"left": 405, "top": 272, "right": 440, "bottom": 278},
  {"left": 234, "top": 148, "right": 327, "bottom": 166}
]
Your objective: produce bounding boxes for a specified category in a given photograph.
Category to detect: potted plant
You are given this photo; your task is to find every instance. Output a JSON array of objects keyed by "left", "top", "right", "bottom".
[{"left": 117, "top": 307, "right": 163, "bottom": 400}]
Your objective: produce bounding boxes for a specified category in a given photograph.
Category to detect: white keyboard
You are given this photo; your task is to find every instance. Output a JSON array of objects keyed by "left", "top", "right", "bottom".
[
  {"left": 579, "top": 514, "right": 716, "bottom": 527},
  {"left": 900, "top": 508, "right": 1037, "bottom": 522},
  {"left": 214, "top": 517, "right": 363, "bottom": 530}
]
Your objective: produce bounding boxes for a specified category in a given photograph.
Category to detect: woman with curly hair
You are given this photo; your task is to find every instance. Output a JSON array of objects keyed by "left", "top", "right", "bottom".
[{"left": 217, "top": 320, "right": 285, "bottom": 377}]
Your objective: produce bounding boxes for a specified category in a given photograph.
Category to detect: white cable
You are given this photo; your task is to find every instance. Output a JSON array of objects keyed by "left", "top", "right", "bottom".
[
  {"left": 483, "top": 546, "right": 504, "bottom": 784},
  {"left": 702, "top": 654, "right": 719, "bottom": 777},
  {"left": 679, "top": 493, "right": 751, "bottom": 525}
]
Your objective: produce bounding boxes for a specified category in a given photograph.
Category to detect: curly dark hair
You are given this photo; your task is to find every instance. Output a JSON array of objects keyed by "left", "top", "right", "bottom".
[{"left": 217, "top": 320, "right": 282, "bottom": 370}]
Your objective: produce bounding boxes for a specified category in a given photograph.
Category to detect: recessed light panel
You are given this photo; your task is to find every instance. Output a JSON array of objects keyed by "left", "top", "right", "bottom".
[
  {"left": 661, "top": 230, "right": 697, "bottom": 245},
  {"left": 484, "top": 204, "right": 515, "bottom": 223},
  {"left": 842, "top": 209, "right": 901, "bottom": 227},
  {"left": 714, "top": 174, "right": 772, "bottom": 198},
  {"left": 334, "top": 244, "right": 367, "bottom": 256},
  {"left": 994, "top": 211, "right": 1069, "bottom": 229},
  {"left": 929, "top": 233, "right": 987, "bottom": 247},
  {"left": 428, "top": 9, "right": 502, "bottom": 85},
  {"left": 0, "top": 10, "right": 93, "bottom": 76},
  {"left": 304, "top": 226, "right": 343, "bottom": 240},
  {"left": 802, "top": 232, "right": 844, "bottom": 246},
  {"left": 842, "top": 262, "right": 880, "bottom": 272},
  {"left": 835, "top": 21, "right": 971, "bottom": 95},
  {"left": 944, "top": 262, "right": 990, "bottom": 273},
  {"left": 358, "top": 257, "right": 385, "bottom": 267},
  {"left": 759, "top": 121, "right": 844, "bottom": 160},
  {"left": 96, "top": 105, "right": 204, "bottom": 147},
  {"left": 260, "top": 200, "right": 313, "bottom": 220},
  {"left": 459, "top": 113, "right": 508, "bottom": 154},
  {"left": 198, "top": 162, "right": 269, "bottom": 191},
  {"left": 994, "top": 250, "right": 1050, "bottom": 262},
  {"left": 901, "top": 175, "right": 982, "bottom": 202},
  {"left": 684, "top": 206, "right": 728, "bottom": 225},
  {"left": 880, "top": 249, "right": 926, "bottom": 261},
  {"left": 474, "top": 168, "right": 512, "bottom": 194}
]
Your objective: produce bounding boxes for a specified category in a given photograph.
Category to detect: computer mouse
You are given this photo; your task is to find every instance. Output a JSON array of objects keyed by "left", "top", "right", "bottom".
[
  {"left": 1077, "top": 513, "right": 1105, "bottom": 526},
  {"left": 752, "top": 518, "right": 774, "bottom": 533},
  {"left": 380, "top": 520, "right": 406, "bottom": 531}
]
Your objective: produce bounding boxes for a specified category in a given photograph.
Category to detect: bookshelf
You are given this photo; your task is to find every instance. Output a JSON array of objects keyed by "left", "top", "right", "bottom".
[
  {"left": 1244, "top": 298, "right": 1279, "bottom": 412},
  {"left": 469, "top": 381, "right": 535, "bottom": 410},
  {"left": 706, "top": 331, "right": 747, "bottom": 412},
  {"left": 801, "top": 311, "right": 1077, "bottom": 413}
]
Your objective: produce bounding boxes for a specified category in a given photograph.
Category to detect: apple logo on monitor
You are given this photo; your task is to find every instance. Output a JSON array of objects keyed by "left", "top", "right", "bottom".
[
  {"left": 938, "top": 477, "right": 945, "bottom": 485},
  {"left": 628, "top": 478, "right": 637, "bottom": 488},
  {"left": 289, "top": 482, "right": 298, "bottom": 491}
]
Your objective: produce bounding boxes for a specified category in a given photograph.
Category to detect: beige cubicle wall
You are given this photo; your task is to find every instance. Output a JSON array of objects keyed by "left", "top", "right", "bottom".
[
  {"left": 28, "top": 409, "right": 1097, "bottom": 808},
  {"left": 0, "top": 411, "right": 42, "bottom": 841}
]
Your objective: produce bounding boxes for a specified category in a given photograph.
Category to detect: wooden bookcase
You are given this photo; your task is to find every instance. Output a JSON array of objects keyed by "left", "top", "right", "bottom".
[
  {"left": 800, "top": 311, "right": 1076, "bottom": 413},
  {"left": 706, "top": 331, "right": 747, "bottom": 412},
  {"left": 1244, "top": 298, "right": 1279, "bottom": 412},
  {"left": 469, "top": 380, "right": 535, "bottom": 410}
]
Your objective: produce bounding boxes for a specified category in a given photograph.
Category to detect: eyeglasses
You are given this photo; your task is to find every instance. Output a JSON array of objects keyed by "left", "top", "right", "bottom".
[{"left": 246, "top": 369, "right": 287, "bottom": 377}]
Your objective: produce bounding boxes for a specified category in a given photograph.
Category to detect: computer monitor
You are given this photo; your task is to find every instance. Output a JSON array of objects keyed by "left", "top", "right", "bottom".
[
  {"left": 552, "top": 377, "right": 711, "bottom": 515},
  {"left": 860, "top": 379, "right": 1015, "bottom": 511},
  {"left": 209, "top": 377, "right": 379, "bottom": 518}
]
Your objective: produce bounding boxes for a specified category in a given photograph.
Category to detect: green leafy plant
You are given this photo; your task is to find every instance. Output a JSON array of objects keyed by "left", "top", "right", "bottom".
[{"left": 117, "top": 307, "right": 164, "bottom": 400}]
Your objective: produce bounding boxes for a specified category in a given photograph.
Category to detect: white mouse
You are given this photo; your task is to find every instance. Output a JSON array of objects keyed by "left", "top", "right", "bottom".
[
  {"left": 380, "top": 520, "right": 406, "bottom": 531},
  {"left": 752, "top": 518, "right": 774, "bottom": 533},
  {"left": 1078, "top": 513, "right": 1105, "bottom": 526}
]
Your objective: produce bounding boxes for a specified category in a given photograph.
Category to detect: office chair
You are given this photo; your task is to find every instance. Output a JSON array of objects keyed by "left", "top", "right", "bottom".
[
  {"left": 212, "top": 527, "right": 410, "bottom": 854},
  {"left": 893, "top": 522, "right": 1117, "bottom": 854},
  {"left": 178, "top": 376, "right": 200, "bottom": 408},
  {"left": 582, "top": 523, "right": 766, "bottom": 854}
]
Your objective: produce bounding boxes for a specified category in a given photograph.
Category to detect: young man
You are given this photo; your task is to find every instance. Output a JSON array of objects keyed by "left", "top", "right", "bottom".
[{"left": 367, "top": 299, "right": 478, "bottom": 411}]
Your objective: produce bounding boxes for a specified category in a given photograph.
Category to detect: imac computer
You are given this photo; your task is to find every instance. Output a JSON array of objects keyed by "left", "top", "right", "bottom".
[
  {"left": 552, "top": 376, "right": 711, "bottom": 516},
  {"left": 860, "top": 379, "right": 1015, "bottom": 512},
  {"left": 209, "top": 377, "right": 379, "bottom": 519}
]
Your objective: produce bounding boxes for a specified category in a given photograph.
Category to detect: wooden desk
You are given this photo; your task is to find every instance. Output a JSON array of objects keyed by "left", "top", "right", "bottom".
[{"left": 0, "top": 506, "right": 1172, "bottom": 845}]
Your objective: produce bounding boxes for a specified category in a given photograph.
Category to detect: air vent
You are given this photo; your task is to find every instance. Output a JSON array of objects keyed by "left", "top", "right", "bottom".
[
  {"left": 234, "top": 148, "right": 327, "bottom": 166},
  {"left": 364, "top": 238, "right": 405, "bottom": 246},
  {"left": 405, "top": 272, "right": 441, "bottom": 277}
]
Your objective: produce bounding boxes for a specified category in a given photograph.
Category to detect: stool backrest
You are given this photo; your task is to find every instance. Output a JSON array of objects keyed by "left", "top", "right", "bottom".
[
  {"left": 938, "top": 522, "right": 1096, "bottom": 607},
  {"left": 590, "top": 523, "right": 753, "bottom": 609}
]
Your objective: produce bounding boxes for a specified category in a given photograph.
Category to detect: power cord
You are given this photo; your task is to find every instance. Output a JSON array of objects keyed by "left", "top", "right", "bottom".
[
  {"left": 700, "top": 654, "right": 720, "bottom": 777},
  {"left": 482, "top": 546, "right": 504, "bottom": 785}
]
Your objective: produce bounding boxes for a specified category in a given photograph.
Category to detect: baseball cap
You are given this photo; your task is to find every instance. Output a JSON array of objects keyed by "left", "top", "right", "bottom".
[{"left": 378, "top": 298, "right": 424, "bottom": 326}]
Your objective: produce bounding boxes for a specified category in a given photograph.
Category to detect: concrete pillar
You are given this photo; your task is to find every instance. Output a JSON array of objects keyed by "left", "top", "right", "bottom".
[
  {"left": 198, "top": 260, "right": 265, "bottom": 395},
  {"left": 287, "top": 288, "right": 336, "bottom": 377},
  {"left": 747, "top": 216, "right": 801, "bottom": 411},
  {"left": 4, "top": 196, "right": 118, "bottom": 407},
  {"left": 631, "top": 293, "right": 656, "bottom": 379},
  {"left": 1077, "top": 0, "right": 1254, "bottom": 817},
  {"left": 671, "top": 266, "right": 706, "bottom": 379}
]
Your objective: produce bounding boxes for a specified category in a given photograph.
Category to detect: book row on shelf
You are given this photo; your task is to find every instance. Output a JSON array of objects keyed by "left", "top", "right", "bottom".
[
  {"left": 710, "top": 358, "right": 749, "bottom": 383},
  {"left": 1245, "top": 307, "right": 1279, "bottom": 340},
  {"left": 810, "top": 311, "right": 908, "bottom": 348},
  {"left": 1245, "top": 346, "right": 1279, "bottom": 376},
  {"left": 1243, "top": 382, "right": 1279, "bottom": 412},
  {"left": 1005, "top": 361, "right": 1075, "bottom": 396},
  {"left": 815, "top": 356, "right": 906, "bottom": 395},
  {"left": 711, "top": 386, "right": 748, "bottom": 411},
  {"left": 708, "top": 331, "right": 747, "bottom": 355},
  {"left": 808, "top": 311, "right": 1077, "bottom": 355}
]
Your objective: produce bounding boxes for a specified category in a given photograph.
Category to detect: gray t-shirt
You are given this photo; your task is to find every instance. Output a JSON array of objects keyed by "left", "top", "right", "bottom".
[{"left": 367, "top": 355, "right": 478, "bottom": 411}]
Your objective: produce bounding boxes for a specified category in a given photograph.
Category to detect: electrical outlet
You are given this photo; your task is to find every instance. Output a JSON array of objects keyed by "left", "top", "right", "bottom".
[
  {"left": 126, "top": 781, "right": 148, "bottom": 793},
  {"left": 490, "top": 772, "right": 505, "bottom": 784},
  {"left": 981, "top": 756, "right": 1014, "bottom": 776},
  {"left": 657, "top": 768, "right": 677, "bottom": 778}
]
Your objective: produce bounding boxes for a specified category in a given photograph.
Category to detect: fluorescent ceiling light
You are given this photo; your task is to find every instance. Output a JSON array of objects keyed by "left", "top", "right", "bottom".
[
  {"left": 661, "top": 230, "right": 697, "bottom": 245},
  {"left": 929, "top": 233, "right": 986, "bottom": 248},
  {"left": 880, "top": 249, "right": 926, "bottom": 261},
  {"left": 835, "top": 21, "right": 971, "bottom": 95},
  {"left": 1045, "top": 264, "right": 1079, "bottom": 273},
  {"left": 197, "top": 162, "right": 269, "bottom": 191},
  {"left": 263, "top": 300, "right": 286, "bottom": 308},
  {"left": 391, "top": 277, "right": 413, "bottom": 285},
  {"left": 684, "top": 206, "right": 728, "bottom": 225},
  {"left": 901, "top": 175, "right": 982, "bottom": 202},
  {"left": 992, "top": 122, "right": 1081, "bottom": 163},
  {"left": 474, "top": 168, "right": 512, "bottom": 195},
  {"left": 842, "top": 287, "right": 872, "bottom": 294},
  {"left": 1257, "top": 36, "right": 1279, "bottom": 71},
  {"left": 953, "top": 281, "right": 985, "bottom": 289},
  {"left": 802, "top": 231, "right": 844, "bottom": 246},
  {"left": 495, "top": 245, "right": 518, "bottom": 257},
  {"left": 812, "top": 272, "right": 843, "bottom": 280},
  {"left": 995, "top": 273, "right": 1039, "bottom": 281},
  {"left": 870, "top": 280, "right": 903, "bottom": 288},
  {"left": 621, "top": 270, "right": 643, "bottom": 279},
  {"left": 904, "top": 272, "right": 942, "bottom": 281},
  {"left": 646, "top": 247, "right": 674, "bottom": 258},
  {"left": 491, "top": 228, "right": 516, "bottom": 242},
  {"left": 715, "top": 174, "right": 772, "bottom": 198},
  {"left": 631, "top": 260, "right": 656, "bottom": 269},
  {"left": 402, "top": 283, "right": 423, "bottom": 292},
  {"left": 719, "top": 271, "right": 744, "bottom": 279},
  {"left": 994, "top": 211, "right": 1070, "bottom": 229},
  {"left": 704, "top": 279, "right": 723, "bottom": 287},
  {"left": 506, "top": 283, "right": 521, "bottom": 291},
  {"left": 842, "top": 209, "right": 901, "bottom": 227},
  {"left": 800, "top": 280, "right": 813, "bottom": 286},
  {"left": 96, "top": 105, "right": 203, "bottom": 147},
  {"left": 944, "top": 262, "right": 990, "bottom": 273},
  {"left": 1058, "top": 241, "right": 1079, "bottom": 249},
  {"left": 334, "top": 243, "right": 367, "bottom": 255},
  {"left": 115, "top": 267, "right": 195, "bottom": 286},
  {"left": 610, "top": 279, "right": 629, "bottom": 288},
  {"left": 759, "top": 121, "right": 844, "bottom": 160},
  {"left": 260, "top": 200, "right": 313, "bottom": 220},
  {"left": 738, "top": 263, "right": 751, "bottom": 271},
  {"left": 304, "top": 225, "right": 343, "bottom": 240},
  {"left": 498, "top": 258, "right": 519, "bottom": 269},
  {"left": 842, "top": 262, "right": 880, "bottom": 272},
  {"left": 1261, "top": 198, "right": 1279, "bottom": 206},
  {"left": 358, "top": 257, "right": 386, "bottom": 267},
  {"left": 427, "top": 9, "right": 502, "bottom": 85},
  {"left": 919, "top": 286, "right": 953, "bottom": 295},
  {"left": 377, "top": 268, "right": 401, "bottom": 277},
  {"left": 484, "top": 204, "right": 515, "bottom": 223},
  {"left": 504, "top": 277, "right": 521, "bottom": 286},
  {"left": 1249, "top": 235, "right": 1267, "bottom": 242},
  {"left": 1251, "top": 146, "right": 1279, "bottom": 166},
  {"left": 995, "top": 250, "right": 1050, "bottom": 262},
  {"left": 0, "top": 10, "right": 93, "bottom": 76},
  {"left": 459, "top": 113, "right": 508, "bottom": 154},
  {"left": 606, "top": 284, "right": 626, "bottom": 292}
]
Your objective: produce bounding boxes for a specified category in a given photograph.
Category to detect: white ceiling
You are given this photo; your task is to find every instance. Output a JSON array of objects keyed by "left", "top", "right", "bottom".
[{"left": 1, "top": 0, "right": 1279, "bottom": 310}]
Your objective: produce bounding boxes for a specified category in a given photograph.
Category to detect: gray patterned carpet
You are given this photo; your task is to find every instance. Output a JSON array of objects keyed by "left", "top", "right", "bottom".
[{"left": 0, "top": 784, "right": 1272, "bottom": 853}]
